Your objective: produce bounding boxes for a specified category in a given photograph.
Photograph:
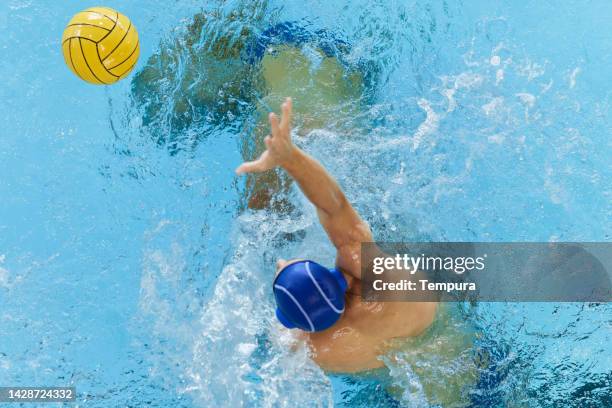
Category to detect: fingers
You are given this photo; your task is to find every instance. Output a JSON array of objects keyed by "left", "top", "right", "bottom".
[
  {"left": 280, "top": 97, "right": 292, "bottom": 131},
  {"left": 264, "top": 135, "right": 272, "bottom": 149},
  {"left": 235, "top": 161, "right": 258, "bottom": 175},
  {"left": 269, "top": 112, "right": 280, "bottom": 137},
  {"left": 235, "top": 157, "right": 266, "bottom": 175},
  {"left": 236, "top": 149, "right": 274, "bottom": 175}
]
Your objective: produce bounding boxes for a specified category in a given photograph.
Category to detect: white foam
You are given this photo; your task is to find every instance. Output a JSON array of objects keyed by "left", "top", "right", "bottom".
[
  {"left": 516, "top": 93, "right": 537, "bottom": 121},
  {"left": 0, "top": 255, "right": 9, "bottom": 288},
  {"left": 412, "top": 99, "right": 439, "bottom": 151},
  {"left": 443, "top": 88, "right": 457, "bottom": 112},
  {"left": 455, "top": 72, "right": 484, "bottom": 89},
  {"left": 138, "top": 211, "right": 335, "bottom": 406},
  {"left": 440, "top": 72, "right": 484, "bottom": 112},
  {"left": 236, "top": 343, "right": 257, "bottom": 356},
  {"left": 544, "top": 166, "right": 566, "bottom": 205},
  {"left": 541, "top": 79, "right": 554, "bottom": 94},
  {"left": 488, "top": 134, "right": 505, "bottom": 144},
  {"left": 569, "top": 67, "right": 581, "bottom": 89},
  {"left": 517, "top": 60, "right": 545, "bottom": 81},
  {"left": 496, "top": 68, "right": 504, "bottom": 85},
  {"left": 515, "top": 93, "right": 536, "bottom": 108},
  {"left": 482, "top": 97, "right": 504, "bottom": 116}
]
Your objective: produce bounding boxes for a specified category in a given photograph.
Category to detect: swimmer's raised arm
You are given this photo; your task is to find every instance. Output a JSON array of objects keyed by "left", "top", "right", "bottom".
[
  {"left": 236, "top": 97, "right": 371, "bottom": 279},
  {"left": 236, "top": 98, "right": 343, "bottom": 213}
]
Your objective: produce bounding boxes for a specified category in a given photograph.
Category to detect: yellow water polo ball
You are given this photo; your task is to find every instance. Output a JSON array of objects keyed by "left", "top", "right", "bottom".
[{"left": 61, "top": 7, "right": 140, "bottom": 85}]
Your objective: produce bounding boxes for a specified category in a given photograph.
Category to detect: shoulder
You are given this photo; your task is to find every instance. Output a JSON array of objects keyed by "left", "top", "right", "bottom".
[{"left": 346, "top": 296, "right": 438, "bottom": 339}]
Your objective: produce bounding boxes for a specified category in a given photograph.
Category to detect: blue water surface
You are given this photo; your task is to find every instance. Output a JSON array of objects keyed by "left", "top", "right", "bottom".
[{"left": 1, "top": 0, "right": 610, "bottom": 407}]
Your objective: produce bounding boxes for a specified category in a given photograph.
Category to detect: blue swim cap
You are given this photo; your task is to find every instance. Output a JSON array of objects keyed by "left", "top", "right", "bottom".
[{"left": 273, "top": 260, "right": 348, "bottom": 332}]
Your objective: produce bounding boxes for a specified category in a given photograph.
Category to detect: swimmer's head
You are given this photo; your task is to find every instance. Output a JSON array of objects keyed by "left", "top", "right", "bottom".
[{"left": 273, "top": 260, "right": 348, "bottom": 332}]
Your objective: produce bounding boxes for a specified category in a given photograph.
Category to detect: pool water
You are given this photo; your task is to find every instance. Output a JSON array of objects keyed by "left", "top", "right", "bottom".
[{"left": 1, "top": 0, "right": 610, "bottom": 407}]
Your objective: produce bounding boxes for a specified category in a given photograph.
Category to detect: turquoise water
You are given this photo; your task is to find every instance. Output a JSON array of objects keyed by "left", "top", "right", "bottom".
[{"left": 1, "top": 0, "right": 610, "bottom": 407}]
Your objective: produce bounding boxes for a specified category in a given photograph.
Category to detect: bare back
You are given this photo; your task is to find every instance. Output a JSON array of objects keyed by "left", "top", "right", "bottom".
[{"left": 307, "top": 211, "right": 438, "bottom": 373}]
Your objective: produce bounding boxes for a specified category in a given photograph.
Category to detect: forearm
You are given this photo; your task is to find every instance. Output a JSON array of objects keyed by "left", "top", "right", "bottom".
[{"left": 281, "top": 148, "right": 346, "bottom": 215}]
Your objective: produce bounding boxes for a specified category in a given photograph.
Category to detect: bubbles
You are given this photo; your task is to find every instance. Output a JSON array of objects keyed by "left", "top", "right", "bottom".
[
  {"left": 411, "top": 99, "right": 439, "bottom": 151},
  {"left": 2, "top": 0, "right": 607, "bottom": 406},
  {"left": 133, "top": 203, "right": 334, "bottom": 406},
  {"left": 0, "top": 254, "right": 9, "bottom": 288},
  {"left": 482, "top": 96, "right": 504, "bottom": 116},
  {"left": 568, "top": 67, "right": 581, "bottom": 89},
  {"left": 495, "top": 68, "right": 504, "bottom": 85}
]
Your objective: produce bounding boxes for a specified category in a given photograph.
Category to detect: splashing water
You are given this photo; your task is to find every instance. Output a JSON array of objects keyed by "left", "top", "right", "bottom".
[{"left": 1, "top": 0, "right": 610, "bottom": 407}]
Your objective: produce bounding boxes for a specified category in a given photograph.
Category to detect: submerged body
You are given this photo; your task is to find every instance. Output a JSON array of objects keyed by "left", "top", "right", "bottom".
[
  {"left": 132, "top": 15, "right": 365, "bottom": 210},
  {"left": 307, "top": 287, "right": 437, "bottom": 372},
  {"left": 237, "top": 98, "right": 437, "bottom": 373},
  {"left": 140, "top": 12, "right": 468, "bottom": 392}
]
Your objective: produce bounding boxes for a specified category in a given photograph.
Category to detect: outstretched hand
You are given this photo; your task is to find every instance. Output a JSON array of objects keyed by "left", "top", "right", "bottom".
[{"left": 236, "top": 97, "right": 295, "bottom": 175}]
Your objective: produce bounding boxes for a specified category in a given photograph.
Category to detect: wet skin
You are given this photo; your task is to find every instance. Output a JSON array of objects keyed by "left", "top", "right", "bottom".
[{"left": 238, "top": 99, "right": 437, "bottom": 373}]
